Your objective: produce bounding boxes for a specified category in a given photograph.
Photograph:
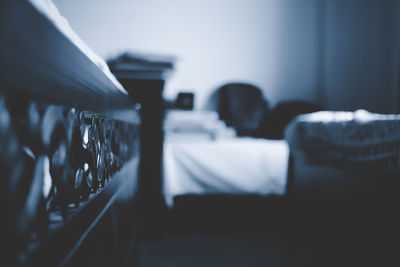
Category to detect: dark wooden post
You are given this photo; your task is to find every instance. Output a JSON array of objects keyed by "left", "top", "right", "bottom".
[{"left": 117, "top": 77, "right": 168, "bottom": 239}]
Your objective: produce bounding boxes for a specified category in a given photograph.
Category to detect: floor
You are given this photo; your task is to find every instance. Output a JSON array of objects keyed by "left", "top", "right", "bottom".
[
  {"left": 138, "top": 195, "right": 293, "bottom": 267},
  {"left": 140, "top": 233, "right": 286, "bottom": 267},
  {"left": 137, "top": 194, "right": 400, "bottom": 267}
]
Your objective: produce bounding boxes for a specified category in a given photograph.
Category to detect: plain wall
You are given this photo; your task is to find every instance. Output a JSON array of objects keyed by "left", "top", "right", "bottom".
[
  {"left": 322, "top": 0, "right": 399, "bottom": 113},
  {"left": 53, "top": 0, "right": 399, "bottom": 112},
  {"left": 272, "top": 0, "right": 320, "bottom": 105},
  {"left": 53, "top": 0, "right": 320, "bottom": 109}
]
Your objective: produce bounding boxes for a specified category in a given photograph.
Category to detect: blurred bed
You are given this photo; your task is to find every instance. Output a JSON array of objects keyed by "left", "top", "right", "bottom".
[
  {"left": 162, "top": 108, "right": 400, "bottom": 208},
  {"left": 162, "top": 84, "right": 317, "bottom": 208}
]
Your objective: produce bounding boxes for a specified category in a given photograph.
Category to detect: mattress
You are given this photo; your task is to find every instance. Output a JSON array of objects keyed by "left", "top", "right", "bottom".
[
  {"left": 163, "top": 138, "right": 289, "bottom": 208},
  {"left": 284, "top": 109, "right": 400, "bottom": 194},
  {"left": 286, "top": 109, "right": 400, "bottom": 172}
]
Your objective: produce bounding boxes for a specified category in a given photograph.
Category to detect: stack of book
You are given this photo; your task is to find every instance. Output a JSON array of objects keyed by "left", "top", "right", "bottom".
[{"left": 107, "top": 52, "right": 176, "bottom": 80}]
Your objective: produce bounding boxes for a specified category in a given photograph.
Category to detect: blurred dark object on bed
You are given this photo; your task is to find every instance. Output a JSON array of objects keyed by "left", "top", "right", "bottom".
[
  {"left": 258, "top": 100, "right": 324, "bottom": 139},
  {"left": 215, "top": 83, "right": 269, "bottom": 136},
  {"left": 165, "top": 92, "right": 194, "bottom": 110},
  {"left": 176, "top": 92, "right": 194, "bottom": 110}
]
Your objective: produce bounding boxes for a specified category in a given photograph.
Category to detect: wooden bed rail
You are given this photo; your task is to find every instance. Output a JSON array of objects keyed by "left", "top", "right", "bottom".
[{"left": 0, "top": 1, "right": 141, "bottom": 266}]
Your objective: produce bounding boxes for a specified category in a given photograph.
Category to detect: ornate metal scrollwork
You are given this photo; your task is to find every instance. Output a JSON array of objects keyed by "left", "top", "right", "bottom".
[{"left": 0, "top": 93, "right": 139, "bottom": 264}]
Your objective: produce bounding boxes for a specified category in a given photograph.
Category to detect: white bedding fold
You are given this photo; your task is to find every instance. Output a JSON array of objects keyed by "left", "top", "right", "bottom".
[{"left": 163, "top": 138, "right": 289, "bottom": 208}]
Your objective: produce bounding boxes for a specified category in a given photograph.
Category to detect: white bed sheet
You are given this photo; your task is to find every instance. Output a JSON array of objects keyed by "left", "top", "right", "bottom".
[{"left": 163, "top": 138, "right": 289, "bottom": 208}]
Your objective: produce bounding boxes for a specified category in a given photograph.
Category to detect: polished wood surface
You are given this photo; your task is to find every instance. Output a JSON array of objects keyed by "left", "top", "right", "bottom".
[{"left": 0, "top": 0, "right": 135, "bottom": 117}]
